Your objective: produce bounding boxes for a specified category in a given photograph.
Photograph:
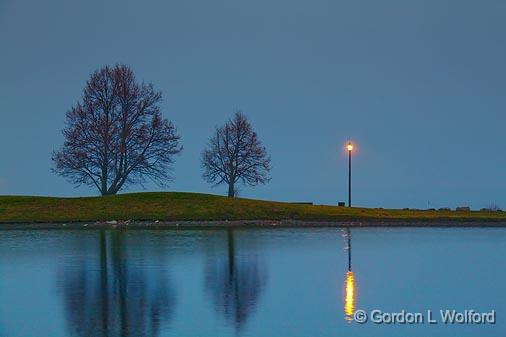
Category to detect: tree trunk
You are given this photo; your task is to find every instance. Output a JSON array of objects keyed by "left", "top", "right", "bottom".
[
  {"left": 228, "top": 182, "right": 235, "bottom": 198},
  {"left": 101, "top": 190, "right": 116, "bottom": 196}
]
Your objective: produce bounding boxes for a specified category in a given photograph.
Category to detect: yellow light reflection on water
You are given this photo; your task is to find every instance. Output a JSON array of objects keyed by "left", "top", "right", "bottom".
[{"left": 344, "top": 271, "right": 355, "bottom": 322}]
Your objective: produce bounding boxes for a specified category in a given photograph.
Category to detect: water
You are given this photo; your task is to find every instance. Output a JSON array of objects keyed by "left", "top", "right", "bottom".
[{"left": 0, "top": 227, "right": 504, "bottom": 337}]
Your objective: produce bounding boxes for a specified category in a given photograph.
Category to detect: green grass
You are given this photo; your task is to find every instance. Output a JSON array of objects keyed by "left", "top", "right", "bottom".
[{"left": 0, "top": 192, "right": 505, "bottom": 224}]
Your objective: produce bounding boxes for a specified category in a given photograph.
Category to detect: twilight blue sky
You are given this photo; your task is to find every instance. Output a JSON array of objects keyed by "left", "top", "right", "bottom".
[{"left": 0, "top": 0, "right": 505, "bottom": 209}]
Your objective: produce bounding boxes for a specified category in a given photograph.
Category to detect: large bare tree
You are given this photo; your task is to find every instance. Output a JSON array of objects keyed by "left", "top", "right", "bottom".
[
  {"left": 52, "top": 64, "right": 182, "bottom": 195},
  {"left": 201, "top": 111, "right": 271, "bottom": 197}
]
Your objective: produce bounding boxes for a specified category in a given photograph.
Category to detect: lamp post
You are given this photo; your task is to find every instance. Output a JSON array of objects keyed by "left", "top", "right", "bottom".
[{"left": 346, "top": 141, "right": 353, "bottom": 207}]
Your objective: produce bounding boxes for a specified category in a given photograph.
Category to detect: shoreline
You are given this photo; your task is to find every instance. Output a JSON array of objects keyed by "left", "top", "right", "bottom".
[
  {"left": 2, "top": 219, "right": 506, "bottom": 230},
  {"left": 2, "top": 192, "right": 506, "bottom": 228}
]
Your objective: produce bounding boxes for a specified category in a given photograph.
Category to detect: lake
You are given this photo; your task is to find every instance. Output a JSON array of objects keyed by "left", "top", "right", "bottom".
[{"left": 0, "top": 227, "right": 504, "bottom": 336}]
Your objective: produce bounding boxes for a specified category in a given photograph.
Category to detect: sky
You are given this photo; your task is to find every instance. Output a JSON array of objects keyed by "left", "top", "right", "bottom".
[{"left": 0, "top": 0, "right": 505, "bottom": 209}]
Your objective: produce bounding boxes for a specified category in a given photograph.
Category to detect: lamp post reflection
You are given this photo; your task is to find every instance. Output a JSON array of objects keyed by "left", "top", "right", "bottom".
[
  {"left": 343, "top": 228, "right": 356, "bottom": 322},
  {"left": 344, "top": 271, "right": 355, "bottom": 322}
]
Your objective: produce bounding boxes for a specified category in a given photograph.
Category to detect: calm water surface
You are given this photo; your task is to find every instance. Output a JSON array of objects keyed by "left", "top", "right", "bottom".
[{"left": 0, "top": 227, "right": 504, "bottom": 337}]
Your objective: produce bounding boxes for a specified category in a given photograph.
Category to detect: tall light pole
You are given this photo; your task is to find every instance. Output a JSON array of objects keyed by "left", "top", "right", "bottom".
[{"left": 346, "top": 141, "right": 353, "bottom": 207}]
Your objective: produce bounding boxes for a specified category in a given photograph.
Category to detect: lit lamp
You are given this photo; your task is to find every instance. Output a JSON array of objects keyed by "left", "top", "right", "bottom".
[{"left": 346, "top": 141, "right": 353, "bottom": 207}]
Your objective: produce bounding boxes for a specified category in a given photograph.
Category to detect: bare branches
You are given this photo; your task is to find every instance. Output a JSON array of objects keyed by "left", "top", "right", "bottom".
[
  {"left": 201, "top": 111, "right": 271, "bottom": 197},
  {"left": 52, "top": 64, "right": 182, "bottom": 195}
]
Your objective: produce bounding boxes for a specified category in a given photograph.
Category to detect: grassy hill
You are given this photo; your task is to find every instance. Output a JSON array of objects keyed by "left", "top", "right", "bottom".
[{"left": 0, "top": 192, "right": 505, "bottom": 224}]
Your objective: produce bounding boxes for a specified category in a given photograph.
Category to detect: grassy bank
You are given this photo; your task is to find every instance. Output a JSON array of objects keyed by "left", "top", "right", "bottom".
[{"left": 0, "top": 192, "right": 505, "bottom": 224}]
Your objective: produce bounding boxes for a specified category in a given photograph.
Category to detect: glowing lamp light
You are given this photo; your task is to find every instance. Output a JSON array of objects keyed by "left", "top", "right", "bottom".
[{"left": 346, "top": 142, "right": 353, "bottom": 152}]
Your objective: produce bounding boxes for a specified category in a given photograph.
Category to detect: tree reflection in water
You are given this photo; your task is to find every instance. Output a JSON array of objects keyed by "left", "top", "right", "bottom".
[
  {"left": 60, "top": 230, "right": 174, "bottom": 337},
  {"left": 204, "top": 229, "right": 267, "bottom": 332}
]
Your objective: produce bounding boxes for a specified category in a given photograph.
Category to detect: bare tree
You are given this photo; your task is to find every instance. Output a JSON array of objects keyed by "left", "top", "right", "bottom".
[
  {"left": 52, "top": 64, "right": 182, "bottom": 195},
  {"left": 201, "top": 111, "right": 271, "bottom": 197}
]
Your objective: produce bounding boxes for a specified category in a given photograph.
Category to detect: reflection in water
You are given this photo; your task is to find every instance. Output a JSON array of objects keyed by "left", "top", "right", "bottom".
[
  {"left": 344, "top": 271, "right": 355, "bottom": 321},
  {"left": 60, "top": 230, "right": 174, "bottom": 337},
  {"left": 205, "top": 230, "right": 267, "bottom": 332},
  {"left": 342, "top": 228, "right": 356, "bottom": 322}
]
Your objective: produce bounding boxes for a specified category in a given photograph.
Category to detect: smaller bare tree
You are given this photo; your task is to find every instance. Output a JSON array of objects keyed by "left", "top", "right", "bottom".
[{"left": 201, "top": 111, "right": 271, "bottom": 197}]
